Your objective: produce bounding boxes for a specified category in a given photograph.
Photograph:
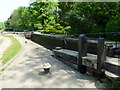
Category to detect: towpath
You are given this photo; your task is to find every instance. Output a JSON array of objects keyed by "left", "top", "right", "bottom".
[{"left": 0, "top": 34, "right": 105, "bottom": 88}]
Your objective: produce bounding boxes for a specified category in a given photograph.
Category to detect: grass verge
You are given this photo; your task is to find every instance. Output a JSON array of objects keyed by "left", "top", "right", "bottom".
[
  {"left": 0, "top": 39, "right": 3, "bottom": 44},
  {"left": 1, "top": 34, "right": 22, "bottom": 64}
]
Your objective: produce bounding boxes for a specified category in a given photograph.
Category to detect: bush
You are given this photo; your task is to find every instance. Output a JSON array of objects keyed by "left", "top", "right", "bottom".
[
  {"left": 54, "top": 23, "right": 63, "bottom": 30},
  {"left": 44, "top": 23, "right": 64, "bottom": 31},
  {"left": 55, "top": 30, "right": 66, "bottom": 34},
  {"left": 41, "top": 23, "right": 66, "bottom": 34},
  {"left": 45, "top": 26, "right": 55, "bottom": 31},
  {"left": 41, "top": 29, "right": 66, "bottom": 34},
  {"left": 41, "top": 30, "right": 50, "bottom": 34},
  {"left": 0, "top": 29, "right": 4, "bottom": 33},
  {"left": 105, "top": 19, "right": 120, "bottom": 32},
  {"left": 62, "top": 26, "right": 71, "bottom": 34},
  {"left": 34, "top": 24, "right": 43, "bottom": 30},
  {"left": 105, "top": 19, "right": 120, "bottom": 41}
]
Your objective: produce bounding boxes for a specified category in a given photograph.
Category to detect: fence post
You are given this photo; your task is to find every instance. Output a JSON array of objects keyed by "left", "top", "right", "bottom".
[
  {"left": 97, "top": 38, "right": 106, "bottom": 70},
  {"left": 78, "top": 34, "right": 87, "bottom": 74}
]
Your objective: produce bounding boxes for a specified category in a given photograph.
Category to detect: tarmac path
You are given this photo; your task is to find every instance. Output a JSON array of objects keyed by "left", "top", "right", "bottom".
[{"left": 0, "top": 34, "right": 105, "bottom": 88}]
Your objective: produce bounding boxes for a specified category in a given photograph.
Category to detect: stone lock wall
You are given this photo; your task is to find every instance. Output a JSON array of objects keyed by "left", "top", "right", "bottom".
[{"left": 31, "top": 33, "right": 97, "bottom": 54}]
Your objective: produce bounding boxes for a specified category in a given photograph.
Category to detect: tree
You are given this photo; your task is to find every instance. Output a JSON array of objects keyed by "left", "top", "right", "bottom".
[
  {"left": 29, "top": 2, "right": 58, "bottom": 29},
  {"left": 6, "top": 2, "right": 58, "bottom": 31},
  {"left": 7, "top": 7, "right": 33, "bottom": 31},
  {"left": 0, "top": 22, "right": 5, "bottom": 30},
  {"left": 58, "top": 2, "right": 75, "bottom": 26},
  {"left": 65, "top": 2, "right": 120, "bottom": 34}
]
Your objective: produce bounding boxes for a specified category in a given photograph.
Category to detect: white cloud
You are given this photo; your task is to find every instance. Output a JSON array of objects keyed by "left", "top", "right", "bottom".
[{"left": 0, "top": 0, "right": 30, "bottom": 22}]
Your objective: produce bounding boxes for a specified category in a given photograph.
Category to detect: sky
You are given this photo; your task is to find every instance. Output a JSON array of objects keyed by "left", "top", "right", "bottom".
[{"left": 0, "top": 0, "right": 30, "bottom": 22}]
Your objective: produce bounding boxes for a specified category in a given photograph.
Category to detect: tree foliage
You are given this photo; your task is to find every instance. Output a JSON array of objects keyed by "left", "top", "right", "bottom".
[
  {"left": 0, "top": 22, "right": 5, "bottom": 29},
  {"left": 5, "top": 2, "right": 58, "bottom": 31},
  {"left": 5, "top": 2, "right": 120, "bottom": 34},
  {"left": 29, "top": 2, "right": 58, "bottom": 29},
  {"left": 6, "top": 7, "right": 33, "bottom": 31},
  {"left": 65, "top": 2, "right": 120, "bottom": 34},
  {"left": 58, "top": 2, "right": 75, "bottom": 26}
]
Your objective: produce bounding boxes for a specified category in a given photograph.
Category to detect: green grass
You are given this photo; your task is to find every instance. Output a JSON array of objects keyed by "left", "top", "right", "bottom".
[
  {"left": 105, "top": 80, "right": 120, "bottom": 89},
  {"left": 0, "top": 39, "right": 3, "bottom": 44},
  {"left": 110, "top": 81, "right": 120, "bottom": 89},
  {"left": 1, "top": 34, "right": 22, "bottom": 64}
]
